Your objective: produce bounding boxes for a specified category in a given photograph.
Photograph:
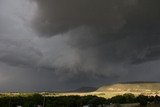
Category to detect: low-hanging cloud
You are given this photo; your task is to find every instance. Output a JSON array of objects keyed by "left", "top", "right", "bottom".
[
  {"left": 33, "top": 0, "right": 160, "bottom": 75},
  {"left": 1, "top": 0, "right": 160, "bottom": 91}
]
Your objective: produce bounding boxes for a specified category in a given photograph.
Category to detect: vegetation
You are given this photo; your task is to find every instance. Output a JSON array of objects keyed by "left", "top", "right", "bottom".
[
  {"left": 0, "top": 93, "right": 159, "bottom": 107},
  {"left": 0, "top": 94, "right": 107, "bottom": 107}
]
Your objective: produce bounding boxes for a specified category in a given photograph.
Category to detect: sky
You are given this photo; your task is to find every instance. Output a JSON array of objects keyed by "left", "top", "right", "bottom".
[{"left": 0, "top": 0, "right": 160, "bottom": 91}]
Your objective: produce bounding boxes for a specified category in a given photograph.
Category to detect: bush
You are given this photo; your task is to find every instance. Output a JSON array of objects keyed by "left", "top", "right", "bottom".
[
  {"left": 137, "top": 95, "right": 148, "bottom": 106},
  {"left": 123, "top": 93, "right": 136, "bottom": 103}
]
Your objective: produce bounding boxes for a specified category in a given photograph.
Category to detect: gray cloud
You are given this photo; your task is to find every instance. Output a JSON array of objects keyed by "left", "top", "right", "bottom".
[
  {"left": 0, "top": 0, "right": 160, "bottom": 91},
  {"left": 33, "top": 0, "right": 160, "bottom": 74},
  {"left": 33, "top": 0, "right": 135, "bottom": 36}
]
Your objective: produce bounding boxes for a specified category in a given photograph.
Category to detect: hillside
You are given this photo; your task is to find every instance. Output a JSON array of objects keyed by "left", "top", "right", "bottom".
[
  {"left": 96, "top": 82, "right": 160, "bottom": 92},
  {"left": 94, "top": 82, "right": 160, "bottom": 98},
  {"left": 52, "top": 82, "right": 160, "bottom": 99}
]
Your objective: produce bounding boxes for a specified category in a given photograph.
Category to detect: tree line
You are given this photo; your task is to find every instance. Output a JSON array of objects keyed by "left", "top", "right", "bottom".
[{"left": 0, "top": 93, "right": 160, "bottom": 107}]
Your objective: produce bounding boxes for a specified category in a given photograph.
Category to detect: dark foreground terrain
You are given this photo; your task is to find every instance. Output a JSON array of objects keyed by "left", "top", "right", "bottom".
[{"left": 0, "top": 93, "right": 159, "bottom": 107}]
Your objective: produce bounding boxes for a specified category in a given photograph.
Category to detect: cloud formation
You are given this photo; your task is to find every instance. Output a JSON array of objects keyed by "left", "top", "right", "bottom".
[
  {"left": 0, "top": 0, "right": 160, "bottom": 91},
  {"left": 33, "top": 0, "right": 160, "bottom": 74}
]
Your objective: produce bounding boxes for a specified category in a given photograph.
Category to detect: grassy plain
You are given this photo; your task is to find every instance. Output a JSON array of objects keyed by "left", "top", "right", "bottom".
[
  {"left": 1, "top": 82, "right": 160, "bottom": 99},
  {"left": 52, "top": 82, "right": 160, "bottom": 99}
]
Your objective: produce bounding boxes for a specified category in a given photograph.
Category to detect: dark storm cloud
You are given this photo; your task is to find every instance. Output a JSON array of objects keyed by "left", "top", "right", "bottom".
[
  {"left": 0, "top": 0, "right": 64, "bottom": 91},
  {"left": 34, "top": 0, "right": 160, "bottom": 35},
  {"left": 33, "top": 0, "right": 160, "bottom": 72},
  {"left": 33, "top": 0, "right": 133, "bottom": 35},
  {"left": 1, "top": 0, "right": 160, "bottom": 91}
]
